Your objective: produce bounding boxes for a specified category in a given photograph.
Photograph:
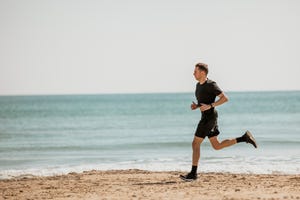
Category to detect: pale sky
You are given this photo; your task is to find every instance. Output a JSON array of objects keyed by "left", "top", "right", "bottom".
[{"left": 0, "top": 0, "right": 300, "bottom": 95}]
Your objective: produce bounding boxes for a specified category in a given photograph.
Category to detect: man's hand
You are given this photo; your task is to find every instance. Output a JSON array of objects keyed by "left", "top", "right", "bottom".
[
  {"left": 199, "top": 103, "right": 212, "bottom": 112},
  {"left": 191, "top": 101, "right": 198, "bottom": 110}
]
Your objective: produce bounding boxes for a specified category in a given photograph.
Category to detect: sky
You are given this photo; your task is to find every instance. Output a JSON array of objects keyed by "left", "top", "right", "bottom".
[{"left": 0, "top": 0, "right": 300, "bottom": 95}]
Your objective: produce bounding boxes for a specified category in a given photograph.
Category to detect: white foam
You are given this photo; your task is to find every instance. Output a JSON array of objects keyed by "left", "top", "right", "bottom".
[{"left": 1, "top": 157, "right": 299, "bottom": 180}]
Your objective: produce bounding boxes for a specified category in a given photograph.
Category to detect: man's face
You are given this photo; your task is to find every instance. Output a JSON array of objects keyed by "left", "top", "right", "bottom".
[{"left": 193, "top": 67, "right": 203, "bottom": 80}]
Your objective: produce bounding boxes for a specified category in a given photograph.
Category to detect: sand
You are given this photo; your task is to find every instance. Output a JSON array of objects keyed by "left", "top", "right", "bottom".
[{"left": 1, "top": 169, "right": 300, "bottom": 200}]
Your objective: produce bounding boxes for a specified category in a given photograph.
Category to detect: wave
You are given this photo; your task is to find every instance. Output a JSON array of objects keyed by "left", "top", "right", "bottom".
[
  {"left": 1, "top": 139, "right": 299, "bottom": 153},
  {"left": 1, "top": 156, "right": 299, "bottom": 180}
]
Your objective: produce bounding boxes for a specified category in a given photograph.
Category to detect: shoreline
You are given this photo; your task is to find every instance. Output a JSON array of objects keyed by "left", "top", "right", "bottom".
[{"left": 1, "top": 169, "right": 300, "bottom": 200}]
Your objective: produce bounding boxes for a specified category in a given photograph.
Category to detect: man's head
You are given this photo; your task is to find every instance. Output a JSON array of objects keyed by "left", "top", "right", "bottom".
[{"left": 194, "top": 63, "right": 208, "bottom": 81}]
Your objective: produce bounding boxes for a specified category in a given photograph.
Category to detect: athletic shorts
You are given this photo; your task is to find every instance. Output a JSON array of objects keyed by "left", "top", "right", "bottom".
[{"left": 195, "top": 109, "right": 220, "bottom": 139}]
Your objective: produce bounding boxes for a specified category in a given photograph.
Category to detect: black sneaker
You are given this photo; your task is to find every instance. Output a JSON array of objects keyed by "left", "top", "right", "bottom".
[
  {"left": 179, "top": 173, "right": 197, "bottom": 181},
  {"left": 243, "top": 130, "right": 257, "bottom": 148}
]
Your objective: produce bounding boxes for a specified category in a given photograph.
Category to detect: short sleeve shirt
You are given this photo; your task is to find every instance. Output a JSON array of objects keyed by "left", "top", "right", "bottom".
[{"left": 195, "top": 79, "right": 222, "bottom": 107}]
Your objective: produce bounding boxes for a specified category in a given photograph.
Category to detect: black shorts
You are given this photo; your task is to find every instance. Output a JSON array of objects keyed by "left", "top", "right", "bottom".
[{"left": 195, "top": 109, "right": 220, "bottom": 139}]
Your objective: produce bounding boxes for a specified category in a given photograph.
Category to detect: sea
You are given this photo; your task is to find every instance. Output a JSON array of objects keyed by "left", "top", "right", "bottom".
[{"left": 0, "top": 91, "right": 299, "bottom": 179}]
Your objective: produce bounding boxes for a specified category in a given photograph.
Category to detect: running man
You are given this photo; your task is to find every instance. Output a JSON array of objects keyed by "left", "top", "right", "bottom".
[{"left": 180, "top": 63, "right": 257, "bottom": 181}]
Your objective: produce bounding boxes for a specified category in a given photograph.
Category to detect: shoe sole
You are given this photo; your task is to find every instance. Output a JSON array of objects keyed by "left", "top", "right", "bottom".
[
  {"left": 246, "top": 130, "right": 257, "bottom": 148},
  {"left": 179, "top": 175, "right": 197, "bottom": 182}
]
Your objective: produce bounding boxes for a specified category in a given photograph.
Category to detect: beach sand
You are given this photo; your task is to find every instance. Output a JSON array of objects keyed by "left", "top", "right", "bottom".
[{"left": 1, "top": 169, "right": 299, "bottom": 200}]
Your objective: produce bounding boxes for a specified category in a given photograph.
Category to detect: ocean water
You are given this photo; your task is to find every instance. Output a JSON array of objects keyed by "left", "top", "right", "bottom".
[{"left": 0, "top": 91, "right": 299, "bottom": 179}]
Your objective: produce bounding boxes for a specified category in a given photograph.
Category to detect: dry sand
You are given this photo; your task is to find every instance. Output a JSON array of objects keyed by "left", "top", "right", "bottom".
[{"left": 1, "top": 169, "right": 300, "bottom": 200}]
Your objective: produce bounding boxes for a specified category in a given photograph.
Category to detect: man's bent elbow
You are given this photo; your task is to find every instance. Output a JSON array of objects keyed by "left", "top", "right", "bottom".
[
  {"left": 221, "top": 93, "right": 229, "bottom": 103},
  {"left": 224, "top": 95, "right": 229, "bottom": 102}
]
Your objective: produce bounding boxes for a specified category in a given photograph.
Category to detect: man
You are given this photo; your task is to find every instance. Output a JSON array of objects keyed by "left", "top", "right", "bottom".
[{"left": 180, "top": 63, "right": 257, "bottom": 181}]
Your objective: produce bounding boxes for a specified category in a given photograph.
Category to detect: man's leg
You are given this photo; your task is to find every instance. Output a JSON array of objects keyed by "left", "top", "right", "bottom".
[
  {"left": 209, "top": 130, "right": 257, "bottom": 150},
  {"left": 192, "top": 136, "right": 204, "bottom": 166},
  {"left": 180, "top": 136, "right": 204, "bottom": 181},
  {"left": 209, "top": 136, "right": 236, "bottom": 150}
]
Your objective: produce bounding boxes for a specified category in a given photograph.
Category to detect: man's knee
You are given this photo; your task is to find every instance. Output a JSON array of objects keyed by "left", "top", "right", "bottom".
[
  {"left": 211, "top": 143, "right": 221, "bottom": 150},
  {"left": 192, "top": 140, "right": 198, "bottom": 149},
  {"left": 209, "top": 137, "right": 222, "bottom": 150},
  {"left": 192, "top": 137, "right": 203, "bottom": 149}
]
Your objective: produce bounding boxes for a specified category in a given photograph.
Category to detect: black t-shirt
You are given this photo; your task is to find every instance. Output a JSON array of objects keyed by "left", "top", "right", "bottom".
[{"left": 195, "top": 79, "right": 222, "bottom": 114}]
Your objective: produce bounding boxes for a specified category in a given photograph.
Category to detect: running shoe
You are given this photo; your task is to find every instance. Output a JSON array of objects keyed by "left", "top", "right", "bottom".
[
  {"left": 179, "top": 173, "right": 197, "bottom": 181},
  {"left": 243, "top": 130, "right": 257, "bottom": 148}
]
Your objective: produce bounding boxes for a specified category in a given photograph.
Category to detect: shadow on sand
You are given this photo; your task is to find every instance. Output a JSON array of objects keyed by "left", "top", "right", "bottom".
[{"left": 132, "top": 181, "right": 178, "bottom": 186}]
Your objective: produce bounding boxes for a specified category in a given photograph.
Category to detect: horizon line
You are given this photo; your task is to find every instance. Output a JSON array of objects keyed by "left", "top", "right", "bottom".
[{"left": 0, "top": 89, "right": 299, "bottom": 97}]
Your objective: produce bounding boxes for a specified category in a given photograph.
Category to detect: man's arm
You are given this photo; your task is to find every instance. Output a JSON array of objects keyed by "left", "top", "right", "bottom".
[
  {"left": 211, "top": 92, "right": 228, "bottom": 108},
  {"left": 199, "top": 92, "right": 228, "bottom": 112}
]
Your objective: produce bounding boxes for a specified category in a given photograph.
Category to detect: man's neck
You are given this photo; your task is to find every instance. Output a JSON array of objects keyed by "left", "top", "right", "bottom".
[{"left": 199, "top": 77, "right": 207, "bottom": 85}]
